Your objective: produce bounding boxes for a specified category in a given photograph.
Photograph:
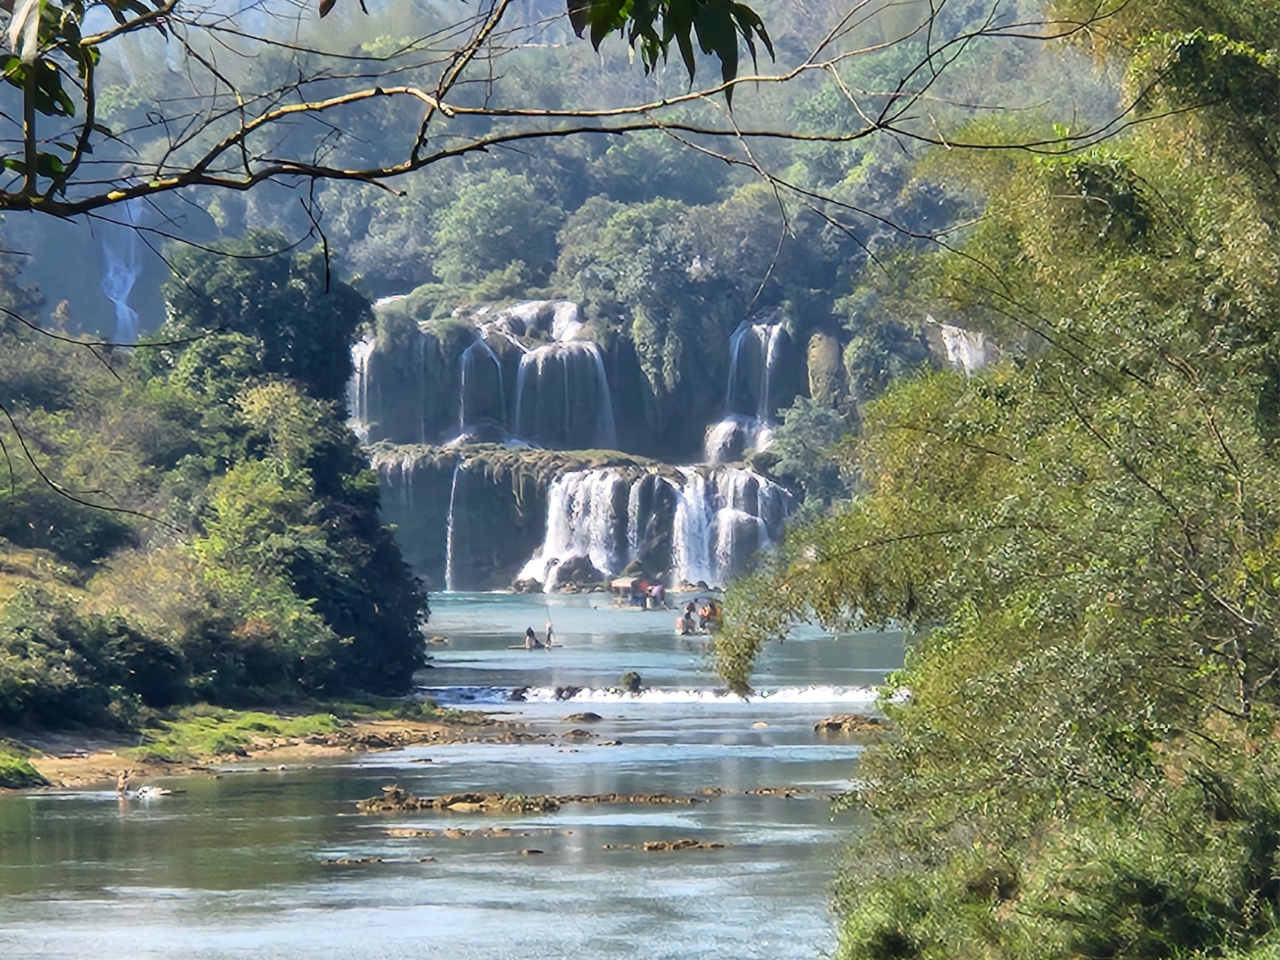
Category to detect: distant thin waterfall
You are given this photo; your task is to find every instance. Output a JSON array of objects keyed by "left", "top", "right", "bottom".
[
  {"left": 100, "top": 199, "right": 142, "bottom": 343},
  {"left": 347, "top": 336, "right": 377, "bottom": 443},
  {"left": 444, "top": 459, "right": 464, "bottom": 592},
  {"left": 459, "top": 337, "right": 504, "bottom": 430}
]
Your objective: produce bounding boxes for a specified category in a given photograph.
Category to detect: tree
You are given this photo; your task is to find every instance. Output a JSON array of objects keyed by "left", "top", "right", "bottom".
[
  {"left": 432, "top": 170, "right": 564, "bottom": 286},
  {"left": 0, "top": 0, "right": 777, "bottom": 217},
  {"left": 0, "top": 0, "right": 1134, "bottom": 226},
  {"left": 717, "top": 4, "right": 1280, "bottom": 957},
  {"left": 162, "top": 229, "right": 368, "bottom": 402}
]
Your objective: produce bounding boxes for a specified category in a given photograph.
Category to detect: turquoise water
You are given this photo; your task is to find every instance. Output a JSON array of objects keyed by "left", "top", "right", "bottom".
[{"left": 0, "top": 593, "right": 902, "bottom": 959}]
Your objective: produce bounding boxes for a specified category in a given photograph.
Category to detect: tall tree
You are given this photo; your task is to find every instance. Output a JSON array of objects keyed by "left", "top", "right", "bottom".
[{"left": 719, "top": 3, "right": 1280, "bottom": 957}]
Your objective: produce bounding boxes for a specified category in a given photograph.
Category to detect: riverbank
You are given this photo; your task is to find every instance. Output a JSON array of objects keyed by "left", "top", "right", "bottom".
[{"left": 0, "top": 704, "right": 518, "bottom": 791}]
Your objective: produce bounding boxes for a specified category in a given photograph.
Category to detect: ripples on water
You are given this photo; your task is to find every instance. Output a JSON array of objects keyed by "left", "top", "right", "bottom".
[{"left": 0, "top": 593, "right": 903, "bottom": 959}]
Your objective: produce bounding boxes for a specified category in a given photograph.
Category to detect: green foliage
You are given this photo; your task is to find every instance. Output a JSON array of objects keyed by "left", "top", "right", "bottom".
[
  {"left": 720, "top": 7, "right": 1280, "bottom": 958},
  {"left": 0, "top": 746, "right": 48, "bottom": 788},
  {"left": 130, "top": 706, "right": 342, "bottom": 762},
  {"left": 0, "top": 586, "right": 184, "bottom": 728},
  {"left": 759, "top": 396, "right": 851, "bottom": 515},
  {"left": 0, "top": 220, "right": 427, "bottom": 718},
  {"left": 163, "top": 231, "right": 370, "bottom": 402},
  {"left": 433, "top": 171, "right": 565, "bottom": 287},
  {"left": 567, "top": 0, "right": 773, "bottom": 95}
]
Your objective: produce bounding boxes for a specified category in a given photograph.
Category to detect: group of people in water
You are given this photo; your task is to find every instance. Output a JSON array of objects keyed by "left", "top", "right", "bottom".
[
  {"left": 521, "top": 593, "right": 721, "bottom": 647},
  {"left": 677, "top": 599, "right": 722, "bottom": 636},
  {"left": 523, "top": 621, "right": 555, "bottom": 649},
  {"left": 621, "top": 580, "right": 667, "bottom": 609}
]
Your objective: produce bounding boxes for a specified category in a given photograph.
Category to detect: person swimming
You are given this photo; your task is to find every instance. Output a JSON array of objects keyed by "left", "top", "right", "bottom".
[{"left": 524, "top": 627, "right": 544, "bottom": 649}]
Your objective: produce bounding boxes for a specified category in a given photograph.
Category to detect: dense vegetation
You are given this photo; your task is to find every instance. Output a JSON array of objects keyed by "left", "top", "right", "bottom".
[
  {"left": 10, "top": 0, "right": 1280, "bottom": 955},
  {"left": 0, "top": 235, "right": 426, "bottom": 729},
  {"left": 720, "top": 2, "right": 1280, "bottom": 958}
]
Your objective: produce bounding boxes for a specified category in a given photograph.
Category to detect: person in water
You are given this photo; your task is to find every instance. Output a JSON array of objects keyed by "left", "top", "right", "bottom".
[
  {"left": 544, "top": 620, "right": 555, "bottom": 647},
  {"left": 116, "top": 769, "right": 131, "bottom": 795},
  {"left": 524, "top": 627, "right": 544, "bottom": 650}
]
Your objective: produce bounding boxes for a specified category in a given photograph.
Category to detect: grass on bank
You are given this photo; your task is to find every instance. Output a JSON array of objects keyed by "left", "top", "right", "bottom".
[
  {"left": 0, "top": 742, "right": 50, "bottom": 788},
  {"left": 127, "top": 697, "right": 456, "bottom": 763}
]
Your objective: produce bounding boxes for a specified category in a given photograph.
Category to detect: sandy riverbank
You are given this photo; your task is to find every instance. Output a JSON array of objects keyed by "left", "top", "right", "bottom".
[{"left": 2, "top": 715, "right": 525, "bottom": 790}]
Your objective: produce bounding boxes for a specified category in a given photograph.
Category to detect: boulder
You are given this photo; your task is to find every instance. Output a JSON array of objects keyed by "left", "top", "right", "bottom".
[
  {"left": 813, "top": 713, "right": 886, "bottom": 734},
  {"left": 549, "top": 555, "right": 605, "bottom": 590},
  {"left": 618, "top": 671, "right": 643, "bottom": 694}
]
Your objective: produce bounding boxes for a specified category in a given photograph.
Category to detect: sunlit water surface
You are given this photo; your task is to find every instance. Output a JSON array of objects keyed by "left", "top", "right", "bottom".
[{"left": 0, "top": 593, "right": 902, "bottom": 959}]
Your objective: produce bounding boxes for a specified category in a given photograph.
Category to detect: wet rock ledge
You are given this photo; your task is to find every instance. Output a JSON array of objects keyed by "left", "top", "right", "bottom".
[{"left": 357, "top": 785, "right": 702, "bottom": 814}]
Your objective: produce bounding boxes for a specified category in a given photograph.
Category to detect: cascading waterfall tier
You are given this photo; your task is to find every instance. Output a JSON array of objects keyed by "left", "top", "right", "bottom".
[
  {"left": 519, "top": 465, "right": 789, "bottom": 589},
  {"left": 348, "top": 300, "right": 615, "bottom": 450},
  {"left": 354, "top": 301, "right": 806, "bottom": 592},
  {"left": 705, "top": 320, "right": 788, "bottom": 462},
  {"left": 513, "top": 341, "right": 617, "bottom": 450}
]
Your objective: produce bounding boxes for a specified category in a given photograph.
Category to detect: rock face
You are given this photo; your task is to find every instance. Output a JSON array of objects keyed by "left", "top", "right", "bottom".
[{"left": 807, "top": 330, "right": 847, "bottom": 407}]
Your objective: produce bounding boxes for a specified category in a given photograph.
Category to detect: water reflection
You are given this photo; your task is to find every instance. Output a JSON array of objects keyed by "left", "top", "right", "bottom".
[{"left": 0, "top": 593, "right": 901, "bottom": 959}]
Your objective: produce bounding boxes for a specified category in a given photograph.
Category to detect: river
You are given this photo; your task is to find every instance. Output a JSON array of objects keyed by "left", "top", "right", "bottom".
[{"left": 0, "top": 593, "right": 903, "bottom": 959}]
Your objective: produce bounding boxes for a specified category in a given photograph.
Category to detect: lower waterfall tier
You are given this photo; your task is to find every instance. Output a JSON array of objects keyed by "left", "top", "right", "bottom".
[{"left": 373, "top": 444, "right": 791, "bottom": 591}]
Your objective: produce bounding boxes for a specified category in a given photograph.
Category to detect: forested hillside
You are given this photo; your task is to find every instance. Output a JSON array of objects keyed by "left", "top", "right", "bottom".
[
  {"left": 720, "top": 2, "right": 1280, "bottom": 958},
  {"left": 8, "top": 0, "right": 1280, "bottom": 952},
  {"left": 0, "top": 237, "right": 425, "bottom": 726}
]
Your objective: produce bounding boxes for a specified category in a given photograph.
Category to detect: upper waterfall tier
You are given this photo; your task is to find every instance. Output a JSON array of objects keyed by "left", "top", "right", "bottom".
[
  {"left": 702, "top": 320, "right": 790, "bottom": 462},
  {"left": 349, "top": 298, "right": 811, "bottom": 462},
  {"left": 513, "top": 341, "right": 617, "bottom": 450},
  {"left": 348, "top": 300, "right": 618, "bottom": 451}
]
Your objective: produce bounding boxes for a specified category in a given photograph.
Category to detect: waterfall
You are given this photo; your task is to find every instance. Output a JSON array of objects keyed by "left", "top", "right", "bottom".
[
  {"left": 671, "top": 469, "right": 714, "bottom": 586},
  {"left": 520, "top": 466, "right": 790, "bottom": 589},
  {"left": 372, "top": 447, "right": 419, "bottom": 510},
  {"left": 704, "top": 415, "right": 775, "bottom": 465},
  {"left": 724, "top": 320, "right": 785, "bottom": 418},
  {"left": 518, "top": 470, "right": 629, "bottom": 585},
  {"left": 444, "top": 459, "right": 464, "bottom": 592},
  {"left": 938, "top": 319, "right": 987, "bottom": 376},
  {"left": 347, "top": 335, "right": 377, "bottom": 443},
  {"left": 707, "top": 320, "right": 787, "bottom": 462},
  {"left": 495, "top": 300, "right": 583, "bottom": 341},
  {"left": 513, "top": 341, "right": 617, "bottom": 449},
  {"left": 458, "top": 337, "right": 505, "bottom": 431},
  {"left": 625, "top": 478, "right": 645, "bottom": 563},
  {"left": 100, "top": 199, "right": 142, "bottom": 343}
]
